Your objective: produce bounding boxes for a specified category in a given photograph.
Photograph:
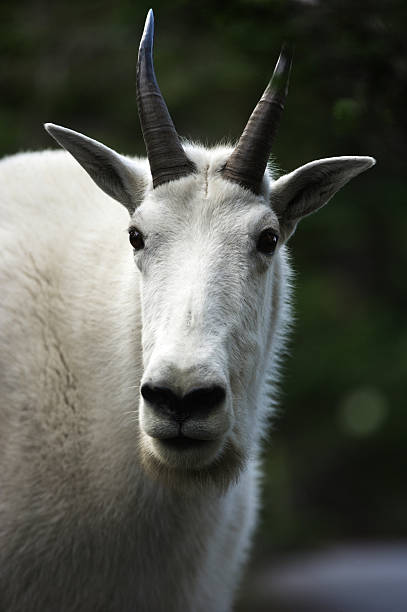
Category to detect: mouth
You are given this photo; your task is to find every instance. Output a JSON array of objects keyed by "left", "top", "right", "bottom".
[
  {"left": 146, "top": 432, "right": 223, "bottom": 471},
  {"left": 159, "top": 435, "right": 215, "bottom": 452},
  {"left": 140, "top": 396, "right": 232, "bottom": 470}
]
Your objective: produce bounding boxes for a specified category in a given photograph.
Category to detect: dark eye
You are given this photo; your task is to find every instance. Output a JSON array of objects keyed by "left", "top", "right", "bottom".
[
  {"left": 128, "top": 227, "right": 145, "bottom": 251},
  {"left": 256, "top": 228, "right": 278, "bottom": 255}
]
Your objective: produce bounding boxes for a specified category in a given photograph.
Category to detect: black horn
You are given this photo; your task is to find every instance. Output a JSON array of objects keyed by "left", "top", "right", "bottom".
[
  {"left": 137, "top": 9, "right": 196, "bottom": 188},
  {"left": 221, "top": 45, "right": 293, "bottom": 195}
]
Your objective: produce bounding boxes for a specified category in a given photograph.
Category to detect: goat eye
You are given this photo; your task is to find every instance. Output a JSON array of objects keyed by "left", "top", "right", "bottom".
[
  {"left": 256, "top": 228, "right": 278, "bottom": 255},
  {"left": 129, "top": 228, "right": 145, "bottom": 251}
]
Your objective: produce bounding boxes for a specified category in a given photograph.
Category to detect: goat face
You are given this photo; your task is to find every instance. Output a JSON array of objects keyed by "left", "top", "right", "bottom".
[{"left": 132, "top": 150, "right": 281, "bottom": 484}]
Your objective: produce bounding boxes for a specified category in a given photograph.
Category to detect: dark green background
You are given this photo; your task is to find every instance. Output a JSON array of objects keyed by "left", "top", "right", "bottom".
[{"left": 1, "top": 0, "right": 406, "bottom": 596}]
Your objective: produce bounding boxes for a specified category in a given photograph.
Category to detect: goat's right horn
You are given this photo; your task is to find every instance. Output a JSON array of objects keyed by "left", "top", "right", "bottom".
[{"left": 137, "top": 9, "right": 196, "bottom": 189}]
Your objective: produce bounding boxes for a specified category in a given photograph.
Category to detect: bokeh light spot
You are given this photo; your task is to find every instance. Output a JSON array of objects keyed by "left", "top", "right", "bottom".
[{"left": 338, "top": 387, "right": 388, "bottom": 437}]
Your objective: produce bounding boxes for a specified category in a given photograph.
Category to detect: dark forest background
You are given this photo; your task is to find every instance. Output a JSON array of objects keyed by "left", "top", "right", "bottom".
[{"left": 1, "top": 0, "right": 406, "bottom": 607}]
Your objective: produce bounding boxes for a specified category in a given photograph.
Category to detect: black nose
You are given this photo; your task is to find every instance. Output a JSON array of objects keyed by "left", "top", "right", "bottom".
[{"left": 140, "top": 383, "right": 226, "bottom": 422}]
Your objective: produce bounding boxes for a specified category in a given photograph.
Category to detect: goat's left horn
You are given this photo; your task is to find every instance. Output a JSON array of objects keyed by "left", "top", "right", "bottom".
[
  {"left": 221, "top": 45, "right": 293, "bottom": 195},
  {"left": 137, "top": 9, "right": 196, "bottom": 189}
]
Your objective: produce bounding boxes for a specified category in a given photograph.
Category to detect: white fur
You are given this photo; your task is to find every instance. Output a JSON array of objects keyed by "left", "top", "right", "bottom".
[{"left": 0, "top": 140, "right": 374, "bottom": 611}]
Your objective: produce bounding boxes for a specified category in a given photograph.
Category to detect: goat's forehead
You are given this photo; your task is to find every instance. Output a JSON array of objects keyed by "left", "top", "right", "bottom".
[{"left": 134, "top": 145, "right": 275, "bottom": 229}]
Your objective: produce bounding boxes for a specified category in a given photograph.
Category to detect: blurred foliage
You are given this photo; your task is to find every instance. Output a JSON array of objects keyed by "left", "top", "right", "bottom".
[{"left": 1, "top": 0, "right": 406, "bottom": 559}]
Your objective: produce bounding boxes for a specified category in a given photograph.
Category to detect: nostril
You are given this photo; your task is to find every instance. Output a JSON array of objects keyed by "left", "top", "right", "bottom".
[
  {"left": 183, "top": 385, "right": 226, "bottom": 411},
  {"left": 140, "top": 384, "right": 177, "bottom": 411}
]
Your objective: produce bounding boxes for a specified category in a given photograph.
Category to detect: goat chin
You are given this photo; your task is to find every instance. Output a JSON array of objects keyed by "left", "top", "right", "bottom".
[{"left": 139, "top": 432, "right": 248, "bottom": 493}]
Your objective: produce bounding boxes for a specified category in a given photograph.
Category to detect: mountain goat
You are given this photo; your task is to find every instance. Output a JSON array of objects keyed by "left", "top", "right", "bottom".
[{"left": 0, "top": 9, "right": 375, "bottom": 612}]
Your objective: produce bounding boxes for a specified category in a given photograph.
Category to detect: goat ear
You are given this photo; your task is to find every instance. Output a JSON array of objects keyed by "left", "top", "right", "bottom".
[
  {"left": 44, "top": 123, "right": 147, "bottom": 214},
  {"left": 271, "top": 156, "right": 376, "bottom": 240}
]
